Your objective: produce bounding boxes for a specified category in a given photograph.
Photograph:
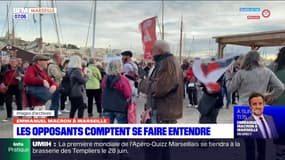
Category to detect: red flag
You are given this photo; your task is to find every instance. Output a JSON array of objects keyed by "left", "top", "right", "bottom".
[{"left": 139, "top": 16, "right": 157, "bottom": 59}]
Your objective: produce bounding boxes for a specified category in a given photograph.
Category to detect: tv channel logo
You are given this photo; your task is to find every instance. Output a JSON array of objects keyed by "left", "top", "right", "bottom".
[{"left": 261, "top": 9, "right": 271, "bottom": 18}]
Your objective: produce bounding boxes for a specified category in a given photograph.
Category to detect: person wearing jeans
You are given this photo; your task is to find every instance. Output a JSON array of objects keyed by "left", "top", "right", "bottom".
[
  {"left": 101, "top": 57, "right": 132, "bottom": 124},
  {"left": 50, "top": 90, "right": 60, "bottom": 117},
  {"left": 102, "top": 112, "right": 128, "bottom": 124}
]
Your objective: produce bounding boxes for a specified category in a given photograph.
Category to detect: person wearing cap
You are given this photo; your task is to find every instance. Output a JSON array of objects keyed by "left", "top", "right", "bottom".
[
  {"left": 23, "top": 55, "right": 58, "bottom": 111},
  {"left": 121, "top": 50, "right": 138, "bottom": 97}
]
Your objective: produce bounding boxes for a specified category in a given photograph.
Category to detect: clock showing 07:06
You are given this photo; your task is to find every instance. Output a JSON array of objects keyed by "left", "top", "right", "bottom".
[{"left": 13, "top": 13, "right": 28, "bottom": 20}]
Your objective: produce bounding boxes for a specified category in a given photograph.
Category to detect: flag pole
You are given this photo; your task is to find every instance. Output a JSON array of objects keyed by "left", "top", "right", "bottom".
[
  {"left": 179, "top": 15, "right": 183, "bottom": 64},
  {"left": 161, "top": 0, "right": 164, "bottom": 40}
]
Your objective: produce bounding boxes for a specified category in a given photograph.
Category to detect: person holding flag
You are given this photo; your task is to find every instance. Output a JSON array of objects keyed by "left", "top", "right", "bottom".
[{"left": 192, "top": 55, "right": 241, "bottom": 123}]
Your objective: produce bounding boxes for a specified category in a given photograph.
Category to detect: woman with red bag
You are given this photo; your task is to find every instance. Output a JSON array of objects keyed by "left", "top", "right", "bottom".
[
  {"left": 101, "top": 56, "right": 133, "bottom": 124},
  {"left": 2, "top": 58, "right": 22, "bottom": 122}
]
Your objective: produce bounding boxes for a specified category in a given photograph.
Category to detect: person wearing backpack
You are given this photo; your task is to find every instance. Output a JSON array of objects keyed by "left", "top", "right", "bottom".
[
  {"left": 68, "top": 55, "right": 89, "bottom": 118},
  {"left": 101, "top": 57, "right": 132, "bottom": 124},
  {"left": 86, "top": 58, "right": 102, "bottom": 118}
]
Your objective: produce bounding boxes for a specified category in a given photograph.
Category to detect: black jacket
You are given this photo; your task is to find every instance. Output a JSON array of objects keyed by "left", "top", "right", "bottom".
[
  {"left": 102, "top": 75, "right": 128, "bottom": 113},
  {"left": 69, "top": 68, "right": 88, "bottom": 98}
]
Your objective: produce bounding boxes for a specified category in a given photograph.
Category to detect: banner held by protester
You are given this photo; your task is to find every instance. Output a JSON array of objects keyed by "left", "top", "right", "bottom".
[{"left": 139, "top": 16, "right": 157, "bottom": 60}]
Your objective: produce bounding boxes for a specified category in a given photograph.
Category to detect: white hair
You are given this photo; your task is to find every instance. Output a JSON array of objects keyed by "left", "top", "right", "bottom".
[
  {"left": 68, "top": 55, "right": 82, "bottom": 69},
  {"left": 153, "top": 40, "right": 170, "bottom": 53},
  {"left": 105, "top": 58, "right": 122, "bottom": 76}
]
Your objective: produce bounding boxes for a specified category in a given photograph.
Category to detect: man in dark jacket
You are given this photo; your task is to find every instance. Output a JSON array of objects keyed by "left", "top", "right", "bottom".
[
  {"left": 198, "top": 79, "right": 224, "bottom": 124},
  {"left": 139, "top": 40, "right": 183, "bottom": 160},
  {"left": 0, "top": 58, "right": 11, "bottom": 110},
  {"left": 139, "top": 40, "right": 183, "bottom": 124}
]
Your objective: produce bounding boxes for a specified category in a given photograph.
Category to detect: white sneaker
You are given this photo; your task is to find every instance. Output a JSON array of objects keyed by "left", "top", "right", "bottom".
[
  {"left": 187, "top": 104, "right": 192, "bottom": 108},
  {"left": 194, "top": 105, "right": 198, "bottom": 108},
  {"left": 58, "top": 111, "right": 62, "bottom": 116},
  {"left": 2, "top": 118, "right": 11, "bottom": 122},
  {"left": 61, "top": 109, "right": 70, "bottom": 113}
]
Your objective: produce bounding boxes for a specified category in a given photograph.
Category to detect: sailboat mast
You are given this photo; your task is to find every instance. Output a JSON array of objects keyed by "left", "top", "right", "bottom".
[
  {"left": 179, "top": 15, "right": 183, "bottom": 64},
  {"left": 39, "top": 0, "right": 43, "bottom": 53},
  {"left": 161, "top": 0, "right": 164, "bottom": 40},
  {"left": 51, "top": 0, "right": 62, "bottom": 54},
  {"left": 91, "top": 0, "right": 97, "bottom": 57},
  {"left": 12, "top": 17, "right": 15, "bottom": 46},
  {"left": 7, "top": 4, "right": 10, "bottom": 43}
]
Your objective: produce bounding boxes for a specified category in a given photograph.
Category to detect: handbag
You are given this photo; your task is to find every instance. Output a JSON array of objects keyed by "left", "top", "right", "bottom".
[
  {"left": 25, "top": 73, "right": 52, "bottom": 103},
  {"left": 140, "top": 107, "right": 151, "bottom": 124},
  {"left": 128, "top": 102, "right": 137, "bottom": 124},
  {"left": 0, "top": 69, "right": 17, "bottom": 94},
  {"left": 25, "top": 86, "right": 52, "bottom": 103},
  {"left": 0, "top": 83, "right": 8, "bottom": 94},
  {"left": 197, "top": 93, "right": 217, "bottom": 115}
]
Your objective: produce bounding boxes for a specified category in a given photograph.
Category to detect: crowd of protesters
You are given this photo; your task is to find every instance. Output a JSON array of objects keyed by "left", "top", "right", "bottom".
[{"left": 0, "top": 43, "right": 284, "bottom": 127}]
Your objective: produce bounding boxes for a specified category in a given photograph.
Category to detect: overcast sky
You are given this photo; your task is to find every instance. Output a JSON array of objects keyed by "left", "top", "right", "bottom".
[{"left": 1, "top": 1, "right": 285, "bottom": 58}]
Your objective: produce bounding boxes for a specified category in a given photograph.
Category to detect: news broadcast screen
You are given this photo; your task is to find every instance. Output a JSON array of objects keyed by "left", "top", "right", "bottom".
[{"left": 0, "top": 0, "right": 285, "bottom": 160}]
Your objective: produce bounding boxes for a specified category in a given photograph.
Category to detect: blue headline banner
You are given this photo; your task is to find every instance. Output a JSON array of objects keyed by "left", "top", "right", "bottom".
[{"left": 13, "top": 124, "right": 234, "bottom": 139}]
